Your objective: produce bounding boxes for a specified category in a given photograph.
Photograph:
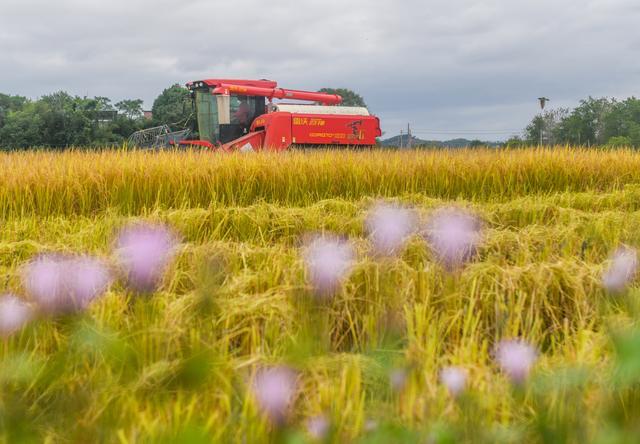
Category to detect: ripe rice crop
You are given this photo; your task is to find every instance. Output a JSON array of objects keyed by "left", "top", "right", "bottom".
[{"left": 1, "top": 147, "right": 640, "bottom": 442}]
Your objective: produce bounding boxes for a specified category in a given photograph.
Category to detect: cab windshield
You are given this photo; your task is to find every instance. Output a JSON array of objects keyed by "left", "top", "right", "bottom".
[
  {"left": 194, "top": 91, "right": 265, "bottom": 144},
  {"left": 195, "top": 91, "right": 218, "bottom": 143}
]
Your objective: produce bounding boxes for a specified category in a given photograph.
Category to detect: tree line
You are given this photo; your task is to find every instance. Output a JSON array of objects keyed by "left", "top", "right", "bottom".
[
  {"left": 0, "top": 85, "right": 192, "bottom": 149},
  {"left": 511, "top": 96, "right": 640, "bottom": 147},
  {"left": 6, "top": 83, "right": 637, "bottom": 149}
]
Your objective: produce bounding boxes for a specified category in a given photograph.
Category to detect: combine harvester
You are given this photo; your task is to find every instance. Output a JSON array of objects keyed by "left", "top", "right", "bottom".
[{"left": 130, "top": 79, "right": 381, "bottom": 152}]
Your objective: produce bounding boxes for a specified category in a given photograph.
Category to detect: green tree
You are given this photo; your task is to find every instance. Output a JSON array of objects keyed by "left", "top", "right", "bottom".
[
  {"left": 151, "top": 84, "right": 192, "bottom": 127},
  {"left": 553, "top": 113, "right": 585, "bottom": 146},
  {"left": 602, "top": 98, "right": 640, "bottom": 147},
  {"left": 36, "top": 92, "right": 96, "bottom": 147},
  {"left": 522, "top": 97, "right": 640, "bottom": 147},
  {"left": 115, "top": 99, "right": 144, "bottom": 120},
  {"left": 554, "top": 97, "right": 615, "bottom": 146},
  {"left": 0, "top": 93, "right": 28, "bottom": 128},
  {"left": 317, "top": 88, "right": 367, "bottom": 108},
  {"left": 0, "top": 91, "right": 146, "bottom": 149},
  {"left": 607, "top": 136, "right": 632, "bottom": 147},
  {"left": 0, "top": 93, "right": 28, "bottom": 113},
  {"left": 525, "top": 108, "right": 569, "bottom": 145},
  {"left": 505, "top": 136, "right": 525, "bottom": 148},
  {"left": 0, "top": 102, "right": 45, "bottom": 148}
]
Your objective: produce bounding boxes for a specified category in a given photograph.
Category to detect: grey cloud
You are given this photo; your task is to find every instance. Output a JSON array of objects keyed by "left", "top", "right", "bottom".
[{"left": 1, "top": 0, "right": 638, "bottom": 139}]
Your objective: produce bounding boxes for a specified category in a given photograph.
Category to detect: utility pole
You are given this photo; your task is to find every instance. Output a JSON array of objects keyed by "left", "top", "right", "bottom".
[
  {"left": 540, "top": 121, "right": 543, "bottom": 146},
  {"left": 407, "top": 123, "right": 412, "bottom": 149},
  {"left": 538, "top": 97, "right": 550, "bottom": 146}
]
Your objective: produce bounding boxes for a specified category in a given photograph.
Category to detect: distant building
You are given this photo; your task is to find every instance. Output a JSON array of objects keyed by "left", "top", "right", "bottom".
[
  {"left": 143, "top": 110, "right": 153, "bottom": 120},
  {"left": 95, "top": 110, "right": 117, "bottom": 127}
]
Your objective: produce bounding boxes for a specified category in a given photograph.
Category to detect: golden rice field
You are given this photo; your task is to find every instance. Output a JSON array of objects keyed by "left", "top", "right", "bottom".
[{"left": 2, "top": 148, "right": 640, "bottom": 443}]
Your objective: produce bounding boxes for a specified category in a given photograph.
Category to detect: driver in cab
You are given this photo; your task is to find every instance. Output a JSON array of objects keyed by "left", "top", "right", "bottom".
[{"left": 234, "top": 97, "right": 251, "bottom": 130}]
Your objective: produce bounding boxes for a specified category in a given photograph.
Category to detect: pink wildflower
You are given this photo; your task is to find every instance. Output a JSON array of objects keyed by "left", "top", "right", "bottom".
[
  {"left": 439, "top": 366, "right": 467, "bottom": 397},
  {"left": 304, "top": 236, "right": 355, "bottom": 297},
  {"left": 67, "top": 256, "right": 113, "bottom": 305},
  {"left": 365, "top": 203, "right": 416, "bottom": 256},
  {"left": 494, "top": 339, "right": 538, "bottom": 385},
  {"left": 22, "top": 254, "right": 112, "bottom": 314},
  {"left": 252, "top": 366, "right": 297, "bottom": 425},
  {"left": 602, "top": 247, "right": 638, "bottom": 293},
  {"left": 389, "top": 368, "right": 408, "bottom": 393},
  {"left": 364, "top": 419, "right": 378, "bottom": 433},
  {"left": 0, "top": 294, "right": 33, "bottom": 337},
  {"left": 424, "top": 208, "right": 482, "bottom": 270},
  {"left": 116, "top": 223, "right": 178, "bottom": 293},
  {"left": 306, "top": 415, "right": 330, "bottom": 440}
]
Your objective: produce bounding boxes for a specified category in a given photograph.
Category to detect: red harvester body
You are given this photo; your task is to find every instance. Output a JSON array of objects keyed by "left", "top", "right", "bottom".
[{"left": 180, "top": 78, "right": 381, "bottom": 152}]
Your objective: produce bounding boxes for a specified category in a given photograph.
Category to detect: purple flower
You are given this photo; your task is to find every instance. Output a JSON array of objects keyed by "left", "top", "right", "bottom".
[
  {"left": 424, "top": 208, "right": 482, "bottom": 270},
  {"left": 365, "top": 203, "right": 416, "bottom": 256},
  {"left": 67, "top": 257, "right": 113, "bottom": 306},
  {"left": 306, "top": 415, "right": 330, "bottom": 440},
  {"left": 389, "top": 368, "right": 408, "bottom": 393},
  {"left": 116, "top": 223, "right": 178, "bottom": 293},
  {"left": 494, "top": 339, "right": 538, "bottom": 385},
  {"left": 364, "top": 419, "right": 378, "bottom": 433},
  {"left": 439, "top": 366, "right": 467, "bottom": 397},
  {"left": 252, "top": 366, "right": 297, "bottom": 425},
  {"left": 0, "top": 294, "right": 33, "bottom": 337},
  {"left": 22, "top": 254, "right": 112, "bottom": 314},
  {"left": 22, "top": 255, "right": 66, "bottom": 312},
  {"left": 304, "top": 236, "right": 355, "bottom": 297},
  {"left": 602, "top": 247, "right": 638, "bottom": 293}
]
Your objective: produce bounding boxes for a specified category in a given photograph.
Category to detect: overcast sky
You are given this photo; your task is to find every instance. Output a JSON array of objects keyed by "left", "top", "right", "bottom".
[{"left": 1, "top": 0, "right": 639, "bottom": 140}]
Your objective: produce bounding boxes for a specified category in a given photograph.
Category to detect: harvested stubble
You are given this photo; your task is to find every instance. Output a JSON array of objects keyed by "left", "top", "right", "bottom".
[{"left": 0, "top": 147, "right": 639, "bottom": 443}]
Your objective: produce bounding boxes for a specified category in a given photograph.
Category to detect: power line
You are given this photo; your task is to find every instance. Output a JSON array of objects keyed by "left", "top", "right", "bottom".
[
  {"left": 411, "top": 128, "right": 522, "bottom": 133},
  {"left": 411, "top": 130, "right": 521, "bottom": 135}
]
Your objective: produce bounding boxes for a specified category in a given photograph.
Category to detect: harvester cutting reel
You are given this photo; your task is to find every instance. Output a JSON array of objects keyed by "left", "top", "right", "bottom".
[{"left": 127, "top": 125, "right": 191, "bottom": 150}]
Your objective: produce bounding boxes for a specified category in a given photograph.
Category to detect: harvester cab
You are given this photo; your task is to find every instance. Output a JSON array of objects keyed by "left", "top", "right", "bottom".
[
  {"left": 179, "top": 78, "right": 380, "bottom": 152},
  {"left": 188, "top": 80, "right": 271, "bottom": 145}
]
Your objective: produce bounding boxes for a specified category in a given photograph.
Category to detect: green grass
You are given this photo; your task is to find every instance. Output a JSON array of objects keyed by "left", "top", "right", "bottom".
[{"left": 1, "top": 148, "right": 640, "bottom": 443}]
